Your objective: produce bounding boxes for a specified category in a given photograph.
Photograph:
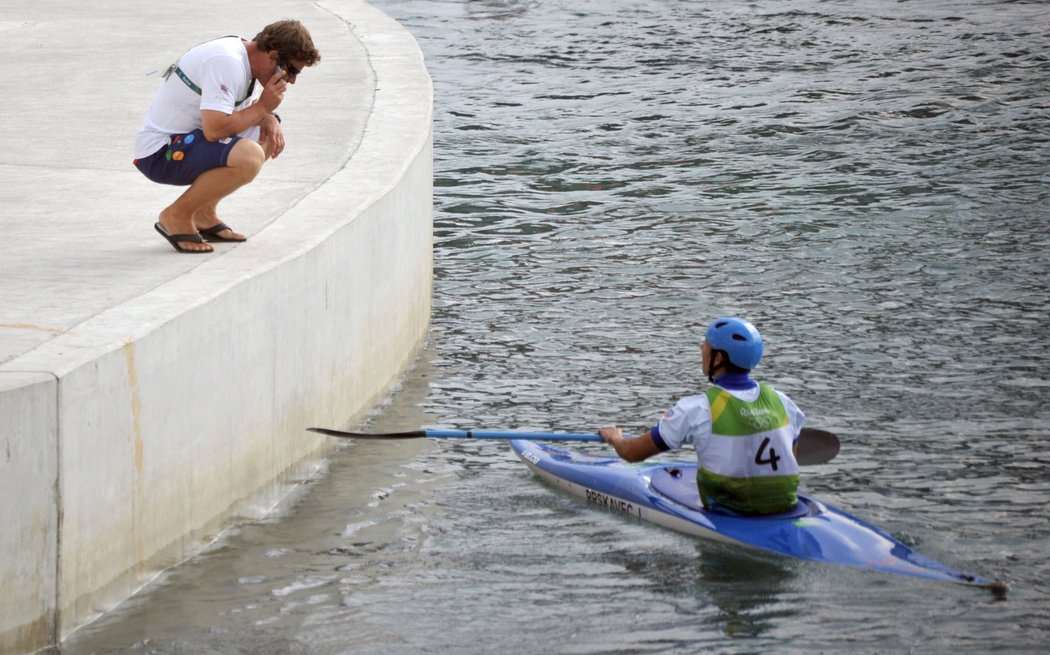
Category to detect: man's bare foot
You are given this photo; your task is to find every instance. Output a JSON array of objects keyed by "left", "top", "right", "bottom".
[
  {"left": 157, "top": 210, "right": 212, "bottom": 253},
  {"left": 196, "top": 221, "right": 247, "bottom": 242}
]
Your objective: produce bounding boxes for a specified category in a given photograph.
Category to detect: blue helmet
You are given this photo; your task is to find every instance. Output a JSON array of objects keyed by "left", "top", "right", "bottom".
[{"left": 705, "top": 317, "right": 764, "bottom": 370}]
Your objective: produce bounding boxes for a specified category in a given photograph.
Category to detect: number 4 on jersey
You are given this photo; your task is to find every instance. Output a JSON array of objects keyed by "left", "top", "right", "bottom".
[{"left": 755, "top": 437, "right": 780, "bottom": 471}]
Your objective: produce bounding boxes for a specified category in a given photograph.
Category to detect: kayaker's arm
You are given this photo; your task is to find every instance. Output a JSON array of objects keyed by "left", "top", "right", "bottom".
[{"left": 598, "top": 427, "right": 663, "bottom": 462}]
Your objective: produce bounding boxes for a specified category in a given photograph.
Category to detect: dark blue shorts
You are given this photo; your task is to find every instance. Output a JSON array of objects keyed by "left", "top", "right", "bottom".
[{"left": 133, "top": 129, "right": 242, "bottom": 186}]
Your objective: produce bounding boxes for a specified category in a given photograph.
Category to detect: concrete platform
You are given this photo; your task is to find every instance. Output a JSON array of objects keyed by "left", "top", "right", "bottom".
[{"left": 0, "top": 1, "right": 433, "bottom": 652}]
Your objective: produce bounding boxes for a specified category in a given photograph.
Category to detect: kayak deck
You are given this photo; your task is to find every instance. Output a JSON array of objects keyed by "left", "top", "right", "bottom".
[{"left": 512, "top": 440, "right": 1006, "bottom": 592}]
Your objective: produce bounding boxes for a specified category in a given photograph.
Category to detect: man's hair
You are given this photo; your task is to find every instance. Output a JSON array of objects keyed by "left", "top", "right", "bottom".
[{"left": 254, "top": 20, "right": 321, "bottom": 66}]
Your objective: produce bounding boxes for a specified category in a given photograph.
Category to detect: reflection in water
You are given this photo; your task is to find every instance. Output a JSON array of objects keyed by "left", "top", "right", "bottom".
[
  {"left": 695, "top": 547, "right": 799, "bottom": 639},
  {"left": 606, "top": 542, "right": 800, "bottom": 641}
]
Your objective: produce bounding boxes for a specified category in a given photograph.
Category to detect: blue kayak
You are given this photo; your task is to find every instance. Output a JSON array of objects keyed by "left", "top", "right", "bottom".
[{"left": 511, "top": 439, "right": 1005, "bottom": 591}]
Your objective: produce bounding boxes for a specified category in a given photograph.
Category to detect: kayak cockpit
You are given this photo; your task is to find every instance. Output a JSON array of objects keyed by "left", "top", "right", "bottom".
[{"left": 649, "top": 465, "right": 821, "bottom": 520}]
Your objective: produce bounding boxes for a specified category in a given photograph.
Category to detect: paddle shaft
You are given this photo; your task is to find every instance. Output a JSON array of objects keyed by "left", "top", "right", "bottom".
[
  {"left": 429, "top": 429, "right": 602, "bottom": 442},
  {"left": 308, "top": 426, "right": 839, "bottom": 465},
  {"left": 307, "top": 427, "right": 601, "bottom": 442}
]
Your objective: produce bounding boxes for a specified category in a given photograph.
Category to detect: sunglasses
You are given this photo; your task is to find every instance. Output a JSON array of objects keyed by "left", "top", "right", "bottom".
[{"left": 278, "top": 59, "right": 302, "bottom": 77}]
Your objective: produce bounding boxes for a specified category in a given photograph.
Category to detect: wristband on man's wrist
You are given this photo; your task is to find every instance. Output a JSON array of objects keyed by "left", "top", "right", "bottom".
[{"left": 272, "top": 112, "right": 281, "bottom": 123}]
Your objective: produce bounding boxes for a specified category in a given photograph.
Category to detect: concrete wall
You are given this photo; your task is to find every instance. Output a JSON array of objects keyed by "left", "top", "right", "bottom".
[
  {"left": 0, "top": 373, "right": 58, "bottom": 654},
  {"left": 0, "top": 1, "right": 432, "bottom": 652}
]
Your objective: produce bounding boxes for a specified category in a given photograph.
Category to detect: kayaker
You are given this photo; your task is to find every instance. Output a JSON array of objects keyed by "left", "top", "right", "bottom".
[{"left": 598, "top": 316, "right": 805, "bottom": 515}]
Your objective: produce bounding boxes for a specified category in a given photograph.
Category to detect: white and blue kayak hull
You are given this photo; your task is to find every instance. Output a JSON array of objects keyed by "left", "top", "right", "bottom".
[{"left": 512, "top": 440, "right": 1004, "bottom": 590}]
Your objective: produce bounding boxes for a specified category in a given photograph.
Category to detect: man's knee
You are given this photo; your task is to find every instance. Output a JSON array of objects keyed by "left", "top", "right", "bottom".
[{"left": 227, "top": 139, "right": 266, "bottom": 179}]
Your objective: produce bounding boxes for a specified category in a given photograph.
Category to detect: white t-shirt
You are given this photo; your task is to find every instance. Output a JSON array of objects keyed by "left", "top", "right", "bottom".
[
  {"left": 134, "top": 36, "right": 256, "bottom": 159},
  {"left": 656, "top": 384, "right": 805, "bottom": 456}
]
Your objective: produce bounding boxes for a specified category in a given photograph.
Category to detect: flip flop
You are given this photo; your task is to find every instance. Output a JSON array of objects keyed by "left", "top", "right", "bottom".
[
  {"left": 154, "top": 222, "right": 213, "bottom": 254},
  {"left": 198, "top": 222, "right": 246, "bottom": 243}
]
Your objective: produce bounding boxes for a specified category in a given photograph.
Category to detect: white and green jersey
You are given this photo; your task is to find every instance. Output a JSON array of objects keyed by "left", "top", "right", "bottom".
[{"left": 655, "top": 381, "right": 804, "bottom": 515}]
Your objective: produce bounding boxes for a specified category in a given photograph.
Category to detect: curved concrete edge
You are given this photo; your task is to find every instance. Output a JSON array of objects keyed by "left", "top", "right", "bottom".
[{"left": 0, "top": 1, "right": 432, "bottom": 652}]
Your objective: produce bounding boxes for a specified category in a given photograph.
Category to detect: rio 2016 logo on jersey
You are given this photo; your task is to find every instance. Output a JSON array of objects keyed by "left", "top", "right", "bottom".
[{"left": 737, "top": 406, "right": 777, "bottom": 430}]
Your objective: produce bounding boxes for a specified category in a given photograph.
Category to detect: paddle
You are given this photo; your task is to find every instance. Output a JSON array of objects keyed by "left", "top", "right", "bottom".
[
  {"left": 307, "top": 426, "right": 841, "bottom": 465},
  {"left": 308, "top": 427, "right": 603, "bottom": 442}
]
